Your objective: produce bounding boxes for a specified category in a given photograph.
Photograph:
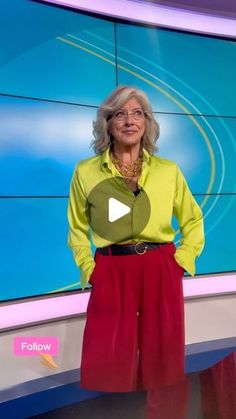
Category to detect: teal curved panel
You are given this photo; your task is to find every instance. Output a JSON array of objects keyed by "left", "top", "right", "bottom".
[
  {"left": 0, "top": 0, "right": 116, "bottom": 105},
  {"left": 116, "top": 24, "right": 236, "bottom": 117},
  {"left": 0, "top": 96, "right": 97, "bottom": 196},
  {"left": 155, "top": 114, "right": 236, "bottom": 195}
]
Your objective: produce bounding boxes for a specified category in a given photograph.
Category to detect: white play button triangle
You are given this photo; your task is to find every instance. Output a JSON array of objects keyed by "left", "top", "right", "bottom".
[
  {"left": 88, "top": 178, "right": 151, "bottom": 241},
  {"left": 108, "top": 197, "right": 131, "bottom": 222}
]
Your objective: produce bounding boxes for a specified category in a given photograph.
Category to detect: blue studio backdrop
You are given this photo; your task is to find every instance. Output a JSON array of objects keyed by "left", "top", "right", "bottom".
[{"left": 0, "top": 0, "right": 236, "bottom": 300}]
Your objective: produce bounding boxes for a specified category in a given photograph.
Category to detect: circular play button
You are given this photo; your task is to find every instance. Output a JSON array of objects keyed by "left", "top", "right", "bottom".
[{"left": 88, "top": 177, "right": 151, "bottom": 242}]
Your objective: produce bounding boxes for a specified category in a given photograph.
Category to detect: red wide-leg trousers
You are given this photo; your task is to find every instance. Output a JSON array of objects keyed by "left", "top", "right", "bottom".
[{"left": 80, "top": 242, "right": 185, "bottom": 392}]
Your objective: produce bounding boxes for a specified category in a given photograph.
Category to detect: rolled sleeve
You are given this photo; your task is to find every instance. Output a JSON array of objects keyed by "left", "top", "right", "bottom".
[
  {"left": 173, "top": 166, "right": 205, "bottom": 276},
  {"left": 67, "top": 165, "right": 95, "bottom": 289}
]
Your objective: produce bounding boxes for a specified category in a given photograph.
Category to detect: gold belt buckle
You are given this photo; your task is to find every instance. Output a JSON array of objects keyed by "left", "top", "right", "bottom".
[{"left": 135, "top": 242, "right": 148, "bottom": 255}]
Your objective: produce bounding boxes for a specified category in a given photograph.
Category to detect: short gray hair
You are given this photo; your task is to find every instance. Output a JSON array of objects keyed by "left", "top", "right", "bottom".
[{"left": 91, "top": 86, "right": 159, "bottom": 154}]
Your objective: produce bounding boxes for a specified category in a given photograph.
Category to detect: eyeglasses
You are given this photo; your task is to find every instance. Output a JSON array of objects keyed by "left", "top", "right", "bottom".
[{"left": 112, "top": 109, "right": 146, "bottom": 122}]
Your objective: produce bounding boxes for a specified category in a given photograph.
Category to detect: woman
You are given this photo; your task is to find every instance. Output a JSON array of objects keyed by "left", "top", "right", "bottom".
[{"left": 68, "top": 86, "right": 204, "bottom": 417}]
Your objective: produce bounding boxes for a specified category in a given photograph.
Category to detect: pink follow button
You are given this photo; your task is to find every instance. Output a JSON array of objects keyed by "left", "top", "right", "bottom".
[{"left": 13, "top": 336, "right": 59, "bottom": 356}]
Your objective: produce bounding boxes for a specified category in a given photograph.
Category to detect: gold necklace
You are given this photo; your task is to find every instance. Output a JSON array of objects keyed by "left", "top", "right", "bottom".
[{"left": 111, "top": 151, "right": 143, "bottom": 184}]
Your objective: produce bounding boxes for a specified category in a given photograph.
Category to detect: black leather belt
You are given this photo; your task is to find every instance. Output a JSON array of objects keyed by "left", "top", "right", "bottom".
[{"left": 97, "top": 242, "right": 169, "bottom": 256}]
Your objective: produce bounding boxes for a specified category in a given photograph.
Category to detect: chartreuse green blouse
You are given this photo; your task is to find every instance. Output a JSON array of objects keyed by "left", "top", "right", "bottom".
[{"left": 68, "top": 147, "right": 204, "bottom": 289}]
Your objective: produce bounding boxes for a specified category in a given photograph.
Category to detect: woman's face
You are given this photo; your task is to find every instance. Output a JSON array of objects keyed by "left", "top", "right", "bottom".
[{"left": 109, "top": 97, "right": 146, "bottom": 149}]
